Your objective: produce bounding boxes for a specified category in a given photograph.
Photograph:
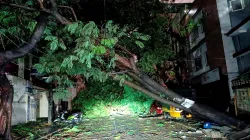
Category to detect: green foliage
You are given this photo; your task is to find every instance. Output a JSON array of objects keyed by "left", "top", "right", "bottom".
[
  {"left": 72, "top": 80, "right": 153, "bottom": 118},
  {"left": 1, "top": 0, "right": 178, "bottom": 115},
  {"left": 138, "top": 48, "right": 175, "bottom": 72},
  {"left": 53, "top": 87, "right": 72, "bottom": 101},
  {"left": 173, "top": 17, "right": 204, "bottom": 37},
  {"left": 135, "top": 40, "right": 145, "bottom": 48},
  {"left": 0, "top": 5, "right": 40, "bottom": 50},
  {"left": 34, "top": 20, "right": 149, "bottom": 96},
  {"left": 64, "top": 126, "right": 81, "bottom": 133},
  {"left": 120, "top": 85, "right": 153, "bottom": 114}
]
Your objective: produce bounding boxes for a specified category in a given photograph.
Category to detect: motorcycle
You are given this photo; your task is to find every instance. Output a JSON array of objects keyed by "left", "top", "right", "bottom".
[{"left": 53, "top": 111, "right": 83, "bottom": 124}]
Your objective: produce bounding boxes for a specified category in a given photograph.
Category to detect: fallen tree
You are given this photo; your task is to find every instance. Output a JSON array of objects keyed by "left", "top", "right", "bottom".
[
  {"left": 32, "top": 17, "right": 246, "bottom": 130},
  {"left": 0, "top": 0, "right": 249, "bottom": 139}
]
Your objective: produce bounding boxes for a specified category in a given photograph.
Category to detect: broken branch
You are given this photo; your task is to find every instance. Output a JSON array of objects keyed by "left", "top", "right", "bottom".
[
  {"left": 36, "top": 0, "right": 44, "bottom": 9},
  {"left": 0, "top": 1, "right": 37, "bottom": 11},
  {"left": 0, "top": 1, "right": 72, "bottom": 25},
  {"left": 58, "top": 5, "right": 78, "bottom": 21}
]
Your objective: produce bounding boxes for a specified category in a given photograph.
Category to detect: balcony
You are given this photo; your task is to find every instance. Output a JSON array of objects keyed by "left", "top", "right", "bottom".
[{"left": 226, "top": 0, "right": 250, "bottom": 36}]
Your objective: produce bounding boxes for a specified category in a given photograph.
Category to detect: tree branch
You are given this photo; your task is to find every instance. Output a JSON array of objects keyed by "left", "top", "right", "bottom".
[
  {"left": 111, "top": 75, "right": 192, "bottom": 113},
  {"left": 48, "top": 0, "right": 72, "bottom": 25},
  {"left": 36, "top": 0, "right": 44, "bottom": 9},
  {"left": 0, "top": 35, "right": 5, "bottom": 50},
  {"left": 58, "top": 5, "right": 78, "bottom": 22},
  {"left": 0, "top": 1, "right": 72, "bottom": 25},
  {"left": 116, "top": 44, "right": 134, "bottom": 56},
  {"left": 115, "top": 54, "right": 132, "bottom": 69},
  {"left": 108, "top": 70, "right": 128, "bottom": 75},
  {"left": 129, "top": 56, "right": 139, "bottom": 74},
  {"left": 49, "top": 0, "right": 58, "bottom": 10},
  {"left": 0, "top": 1, "right": 37, "bottom": 11},
  {"left": 52, "top": 12, "right": 72, "bottom": 25},
  {"left": 0, "top": 12, "right": 48, "bottom": 63}
]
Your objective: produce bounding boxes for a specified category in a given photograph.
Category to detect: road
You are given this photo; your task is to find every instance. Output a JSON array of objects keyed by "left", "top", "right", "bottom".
[{"left": 47, "top": 116, "right": 225, "bottom": 140}]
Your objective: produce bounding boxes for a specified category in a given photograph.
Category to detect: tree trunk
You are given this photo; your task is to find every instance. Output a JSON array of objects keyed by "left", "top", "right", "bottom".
[
  {"left": 0, "top": 73, "right": 14, "bottom": 140},
  {"left": 137, "top": 72, "right": 246, "bottom": 129},
  {"left": 0, "top": 12, "right": 48, "bottom": 139},
  {"left": 116, "top": 55, "right": 247, "bottom": 130},
  {"left": 48, "top": 90, "right": 53, "bottom": 125}
]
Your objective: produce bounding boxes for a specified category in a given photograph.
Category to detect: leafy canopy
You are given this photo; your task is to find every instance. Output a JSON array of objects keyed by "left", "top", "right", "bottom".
[{"left": 34, "top": 20, "right": 150, "bottom": 92}]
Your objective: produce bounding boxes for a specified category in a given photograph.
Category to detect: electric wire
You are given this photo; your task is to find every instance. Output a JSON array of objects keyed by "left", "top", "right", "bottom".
[
  {"left": 0, "top": 25, "right": 47, "bottom": 55},
  {"left": 0, "top": 32, "right": 40, "bottom": 59}
]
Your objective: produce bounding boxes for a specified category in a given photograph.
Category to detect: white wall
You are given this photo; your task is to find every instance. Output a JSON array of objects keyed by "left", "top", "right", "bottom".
[
  {"left": 216, "top": 0, "right": 239, "bottom": 98},
  {"left": 39, "top": 92, "right": 49, "bottom": 118},
  {"left": 7, "top": 74, "right": 38, "bottom": 125},
  {"left": 11, "top": 95, "right": 28, "bottom": 125},
  {"left": 7, "top": 74, "right": 28, "bottom": 125}
]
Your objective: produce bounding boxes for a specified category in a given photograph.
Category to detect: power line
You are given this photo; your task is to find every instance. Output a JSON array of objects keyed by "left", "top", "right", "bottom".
[
  {"left": 0, "top": 32, "right": 40, "bottom": 59},
  {"left": 0, "top": 25, "right": 47, "bottom": 55}
]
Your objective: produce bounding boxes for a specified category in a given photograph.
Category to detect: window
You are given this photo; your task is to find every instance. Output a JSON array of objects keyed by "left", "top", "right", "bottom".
[
  {"left": 229, "top": 0, "right": 250, "bottom": 11},
  {"left": 205, "top": 52, "right": 209, "bottom": 66},
  {"left": 231, "top": 0, "right": 244, "bottom": 10},
  {"left": 232, "top": 31, "right": 250, "bottom": 52},
  {"left": 195, "top": 56, "right": 202, "bottom": 71},
  {"left": 191, "top": 26, "right": 199, "bottom": 42},
  {"left": 237, "top": 53, "right": 250, "bottom": 73}
]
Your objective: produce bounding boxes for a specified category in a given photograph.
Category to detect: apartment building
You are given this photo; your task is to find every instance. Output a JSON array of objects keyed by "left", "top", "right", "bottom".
[
  {"left": 170, "top": 0, "right": 250, "bottom": 115},
  {"left": 222, "top": 0, "right": 250, "bottom": 116},
  {"left": 171, "top": 0, "right": 231, "bottom": 111}
]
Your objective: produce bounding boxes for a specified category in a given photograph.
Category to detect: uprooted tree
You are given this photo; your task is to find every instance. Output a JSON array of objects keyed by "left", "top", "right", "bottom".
[{"left": 0, "top": 0, "right": 249, "bottom": 139}]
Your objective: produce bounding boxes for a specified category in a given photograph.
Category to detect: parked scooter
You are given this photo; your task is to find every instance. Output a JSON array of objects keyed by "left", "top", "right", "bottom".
[
  {"left": 66, "top": 112, "right": 83, "bottom": 124},
  {"left": 53, "top": 111, "right": 83, "bottom": 124}
]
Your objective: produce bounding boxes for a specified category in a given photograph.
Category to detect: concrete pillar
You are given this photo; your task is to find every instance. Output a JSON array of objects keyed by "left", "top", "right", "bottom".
[{"left": 18, "top": 58, "right": 24, "bottom": 78}]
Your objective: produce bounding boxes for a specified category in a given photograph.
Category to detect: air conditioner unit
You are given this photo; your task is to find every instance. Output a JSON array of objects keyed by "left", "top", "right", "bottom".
[{"left": 229, "top": 0, "right": 248, "bottom": 12}]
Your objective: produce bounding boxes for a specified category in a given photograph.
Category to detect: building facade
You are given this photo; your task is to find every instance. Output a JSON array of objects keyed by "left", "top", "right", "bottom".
[
  {"left": 224, "top": 0, "right": 250, "bottom": 116},
  {"left": 170, "top": 0, "right": 250, "bottom": 115},
  {"left": 171, "top": 0, "right": 234, "bottom": 111}
]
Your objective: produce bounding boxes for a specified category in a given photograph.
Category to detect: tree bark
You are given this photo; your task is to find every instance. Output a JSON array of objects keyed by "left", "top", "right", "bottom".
[
  {"left": 0, "top": 73, "right": 14, "bottom": 140},
  {"left": 48, "top": 90, "right": 53, "bottom": 125}
]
